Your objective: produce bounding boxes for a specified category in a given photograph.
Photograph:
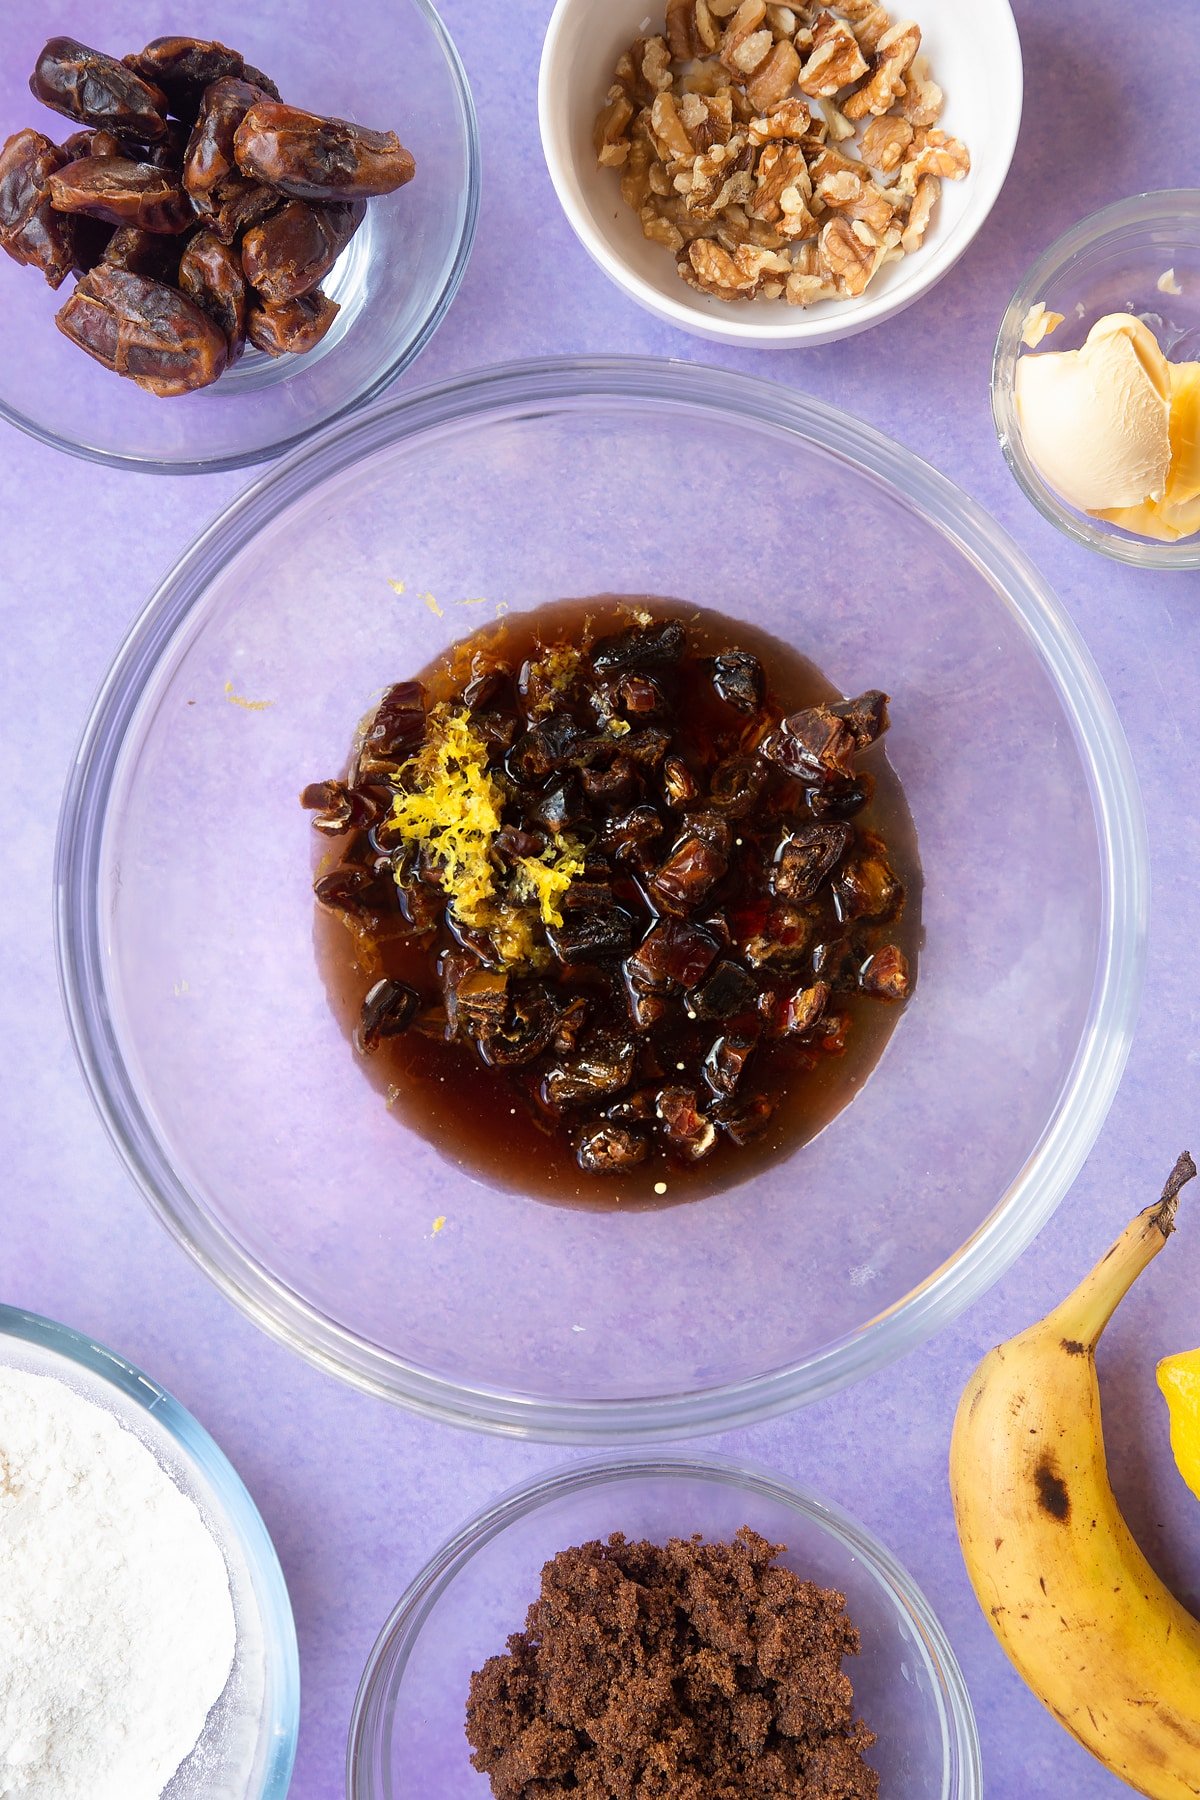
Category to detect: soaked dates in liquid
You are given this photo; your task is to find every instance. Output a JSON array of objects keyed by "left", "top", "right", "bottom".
[{"left": 309, "top": 598, "right": 921, "bottom": 1208}]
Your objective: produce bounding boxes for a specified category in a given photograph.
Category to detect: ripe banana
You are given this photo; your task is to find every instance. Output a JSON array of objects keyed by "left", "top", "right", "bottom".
[{"left": 950, "top": 1151, "right": 1200, "bottom": 1799}]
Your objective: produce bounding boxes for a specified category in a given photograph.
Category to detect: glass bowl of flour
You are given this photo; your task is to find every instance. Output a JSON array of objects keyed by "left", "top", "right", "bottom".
[{"left": 0, "top": 1304, "right": 298, "bottom": 1800}]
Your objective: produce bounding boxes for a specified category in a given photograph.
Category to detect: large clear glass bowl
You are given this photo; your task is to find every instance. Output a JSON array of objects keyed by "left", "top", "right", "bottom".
[
  {"left": 0, "top": 1304, "right": 299, "bottom": 1799},
  {"left": 0, "top": 2, "right": 478, "bottom": 473},
  {"left": 347, "top": 1454, "right": 981, "bottom": 1800},
  {"left": 56, "top": 357, "right": 1147, "bottom": 1440}
]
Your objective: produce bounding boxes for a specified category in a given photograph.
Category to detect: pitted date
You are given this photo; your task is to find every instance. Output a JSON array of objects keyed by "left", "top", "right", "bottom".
[
  {"left": 48, "top": 155, "right": 194, "bottom": 233},
  {"left": 103, "top": 223, "right": 182, "bottom": 282},
  {"left": 234, "top": 102, "right": 416, "bottom": 201},
  {"left": 0, "top": 128, "right": 76, "bottom": 287},
  {"left": 241, "top": 198, "right": 363, "bottom": 303},
  {"left": 247, "top": 287, "right": 338, "bottom": 356},
  {"left": 124, "top": 37, "right": 251, "bottom": 119},
  {"left": 183, "top": 77, "right": 270, "bottom": 207},
  {"left": 30, "top": 36, "right": 168, "bottom": 142},
  {"left": 61, "top": 127, "right": 123, "bottom": 161},
  {"left": 56, "top": 265, "right": 228, "bottom": 395},
  {"left": 178, "top": 229, "right": 248, "bottom": 352}
]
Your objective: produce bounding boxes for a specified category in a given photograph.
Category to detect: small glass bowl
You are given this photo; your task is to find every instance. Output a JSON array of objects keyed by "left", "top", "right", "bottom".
[
  {"left": 347, "top": 1453, "right": 981, "bottom": 1799},
  {"left": 992, "top": 190, "right": 1200, "bottom": 568},
  {"left": 0, "top": 1304, "right": 299, "bottom": 1800},
  {"left": 0, "top": 1, "right": 479, "bottom": 473}
]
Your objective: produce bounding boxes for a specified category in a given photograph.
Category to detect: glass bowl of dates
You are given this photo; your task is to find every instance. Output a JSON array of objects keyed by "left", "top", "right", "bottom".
[
  {"left": 348, "top": 1453, "right": 981, "bottom": 1799},
  {"left": 57, "top": 357, "right": 1147, "bottom": 1439},
  {"left": 0, "top": 5, "right": 478, "bottom": 472}
]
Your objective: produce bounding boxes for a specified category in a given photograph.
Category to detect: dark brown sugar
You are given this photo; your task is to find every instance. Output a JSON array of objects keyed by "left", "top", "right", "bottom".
[{"left": 465, "top": 1528, "right": 880, "bottom": 1800}]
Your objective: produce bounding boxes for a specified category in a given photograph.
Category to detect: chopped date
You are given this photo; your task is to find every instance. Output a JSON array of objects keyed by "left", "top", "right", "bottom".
[
  {"left": 834, "top": 689, "right": 889, "bottom": 748},
  {"left": 626, "top": 919, "right": 721, "bottom": 993},
  {"left": 300, "top": 778, "right": 378, "bottom": 834},
  {"left": 0, "top": 129, "right": 76, "bottom": 288},
  {"left": 541, "top": 1031, "right": 636, "bottom": 1109},
  {"left": 648, "top": 834, "right": 728, "bottom": 915},
  {"left": 690, "top": 958, "right": 758, "bottom": 1021},
  {"left": 575, "top": 1120, "right": 648, "bottom": 1174},
  {"left": 358, "top": 978, "right": 419, "bottom": 1050},
  {"left": 30, "top": 37, "right": 169, "bottom": 142},
  {"left": 247, "top": 287, "right": 339, "bottom": 355},
  {"left": 233, "top": 102, "right": 416, "bottom": 201},
  {"left": 56, "top": 266, "right": 228, "bottom": 395},
  {"left": 662, "top": 755, "right": 700, "bottom": 808},
  {"left": 656, "top": 1086, "right": 717, "bottom": 1161},
  {"left": 711, "top": 649, "right": 764, "bottom": 713},
  {"left": 831, "top": 833, "right": 904, "bottom": 923},
  {"left": 306, "top": 604, "right": 914, "bottom": 1192},
  {"left": 771, "top": 822, "right": 851, "bottom": 903},
  {"left": 809, "top": 769, "right": 876, "bottom": 820},
  {"left": 241, "top": 197, "right": 364, "bottom": 304},
  {"left": 546, "top": 905, "right": 635, "bottom": 965},
  {"left": 703, "top": 1030, "right": 758, "bottom": 1098},
  {"left": 706, "top": 753, "right": 768, "bottom": 818},
  {"left": 591, "top": 617, "right": 686, "bottom": 673},
  {"left": 779, "top": 980, "right": 830, "bottom": 1036},
  {"left": 47, "top": 156, "right": 194, "bottom": 233},
  {"left": 859, "top": 944, "right": 910, "bottom": 1000}
]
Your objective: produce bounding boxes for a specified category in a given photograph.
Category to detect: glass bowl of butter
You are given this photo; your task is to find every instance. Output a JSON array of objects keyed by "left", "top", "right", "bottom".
[{"left": 993, "top": 190, "right": 1200, "bottom": 569}]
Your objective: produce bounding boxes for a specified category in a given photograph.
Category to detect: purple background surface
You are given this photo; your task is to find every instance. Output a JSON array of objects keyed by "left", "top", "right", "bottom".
[{"left": 1, "top": 1, "right": 1198, "bottom": 1796}]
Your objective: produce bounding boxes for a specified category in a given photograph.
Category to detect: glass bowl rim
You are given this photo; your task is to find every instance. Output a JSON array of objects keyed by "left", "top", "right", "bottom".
[
  {"left": 54, "top": 352, "right": 1149, "bottom": 1441},
  {"left": 345, "top": 1450, "right": 982, "bottom": 1800},
  {"left": 0, "top": 0, "right": 481, "bottom": 477},
  {"left": 0, "top": 1301, "right": 300, "bottom": 1799},
  {"left": 991, "top": 187, "right": 1200, "bottom": 569}
]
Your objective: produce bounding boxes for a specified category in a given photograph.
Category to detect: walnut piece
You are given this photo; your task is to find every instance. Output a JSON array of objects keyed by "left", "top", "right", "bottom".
[
  {"left": 842, "top": 20, "right": 921, "bottom": 120},
  {"left": 899, "top": 173, "right": 938, "bottom": 252},
  {"left": 595, "top": 0, "right": 968, "bottom": 308},
  {"left": 797, "top": 13, "right": 869, "bottom": 97},
  {"left": 859, "top": 114, "right": 913, "bottom": 174}
]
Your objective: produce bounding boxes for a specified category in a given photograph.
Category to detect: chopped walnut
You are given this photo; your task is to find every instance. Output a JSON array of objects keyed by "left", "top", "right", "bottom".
[
  {"left": 746, "top": 39, "right": 803, "bottom": 110},
  {"left": 748, "top": 97, "right": 815, "bottom": 143},
  {"left": 819, "top": 214, "right": 878, "bottom": 293},
  {"left": 842, "top": 20, "right": 921, "bottom": 120},
  {"left": 594, "top": 93, "right": 635, "bottom": 167},
  {"left": 859, "top": 114, "right": 913, "bottom": 174},
  {"left": 897, "top": 54, "right": 943, "bottom": 126},
  {"left": 899, "top": 173, "right": 938, "bottom": 252},
  {"left": 681, "top": 139, "right": 756, "bottom": 216},
  {"left": 680, "top": 237, "right": 791, "bottom": 297},
  {"left": 749, "top": 142, "right": 818, "bottom": 237},
  {"left": 596, "top": 0, "right": 967, "bottom": 308},
  {"left": 797, "top": 13, "right": 869, "bottom": 97},
  {"left": 666, "top": 0, "right": 722, "bottom": 56},
  {"left": 906, "top": 128, "right": 970, "bottom": 181}
]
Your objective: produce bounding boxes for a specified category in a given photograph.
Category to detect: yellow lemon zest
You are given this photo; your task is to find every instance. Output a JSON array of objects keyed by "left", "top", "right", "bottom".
[{"left": 387, "top": 706, "right": 505, "bottom": 926}]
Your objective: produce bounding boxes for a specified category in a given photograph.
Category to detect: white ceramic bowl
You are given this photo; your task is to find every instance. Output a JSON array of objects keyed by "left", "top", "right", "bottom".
[{"left": 538, "top": 0, "right": 1023, "bottom": 347}]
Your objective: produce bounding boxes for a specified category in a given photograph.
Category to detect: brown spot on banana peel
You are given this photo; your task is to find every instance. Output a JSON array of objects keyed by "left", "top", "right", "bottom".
[
  {"left": 1034, "top": 1458, "right": 1071, "bottom": 1522},
  {"left": 1061, "top": 1338, "right": 1088, "bottom": 1355}
]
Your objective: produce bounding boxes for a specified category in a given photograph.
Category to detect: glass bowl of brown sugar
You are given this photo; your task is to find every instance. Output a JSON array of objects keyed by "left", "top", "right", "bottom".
[
  {"left": 348, "top": 1453, "right": 981, "bottom": 1799},
  {"left": 56, "top": 357, "right": 1146, "bottom": 1439}
]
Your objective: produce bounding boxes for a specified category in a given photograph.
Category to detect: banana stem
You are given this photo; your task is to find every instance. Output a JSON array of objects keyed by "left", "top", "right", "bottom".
[{"left": 1044, "top": 1151, "right": 1196, "bottom": 1351}]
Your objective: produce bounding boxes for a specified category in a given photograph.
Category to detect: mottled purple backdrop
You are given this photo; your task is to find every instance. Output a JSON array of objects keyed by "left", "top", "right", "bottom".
[{"left": 1, "top": 2, "right": 1198, "bottom": 1797}]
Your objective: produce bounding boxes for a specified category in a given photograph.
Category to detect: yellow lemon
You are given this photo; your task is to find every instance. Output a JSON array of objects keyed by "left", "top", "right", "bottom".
[{"left": 1158, "top": 1348, "right": 1200, "bottom": 1502}]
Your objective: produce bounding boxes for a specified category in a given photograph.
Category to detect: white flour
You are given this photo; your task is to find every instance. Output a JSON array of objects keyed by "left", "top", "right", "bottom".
[{"left": 0, "top": 1368, "right": 237, "bottom": 1800}]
